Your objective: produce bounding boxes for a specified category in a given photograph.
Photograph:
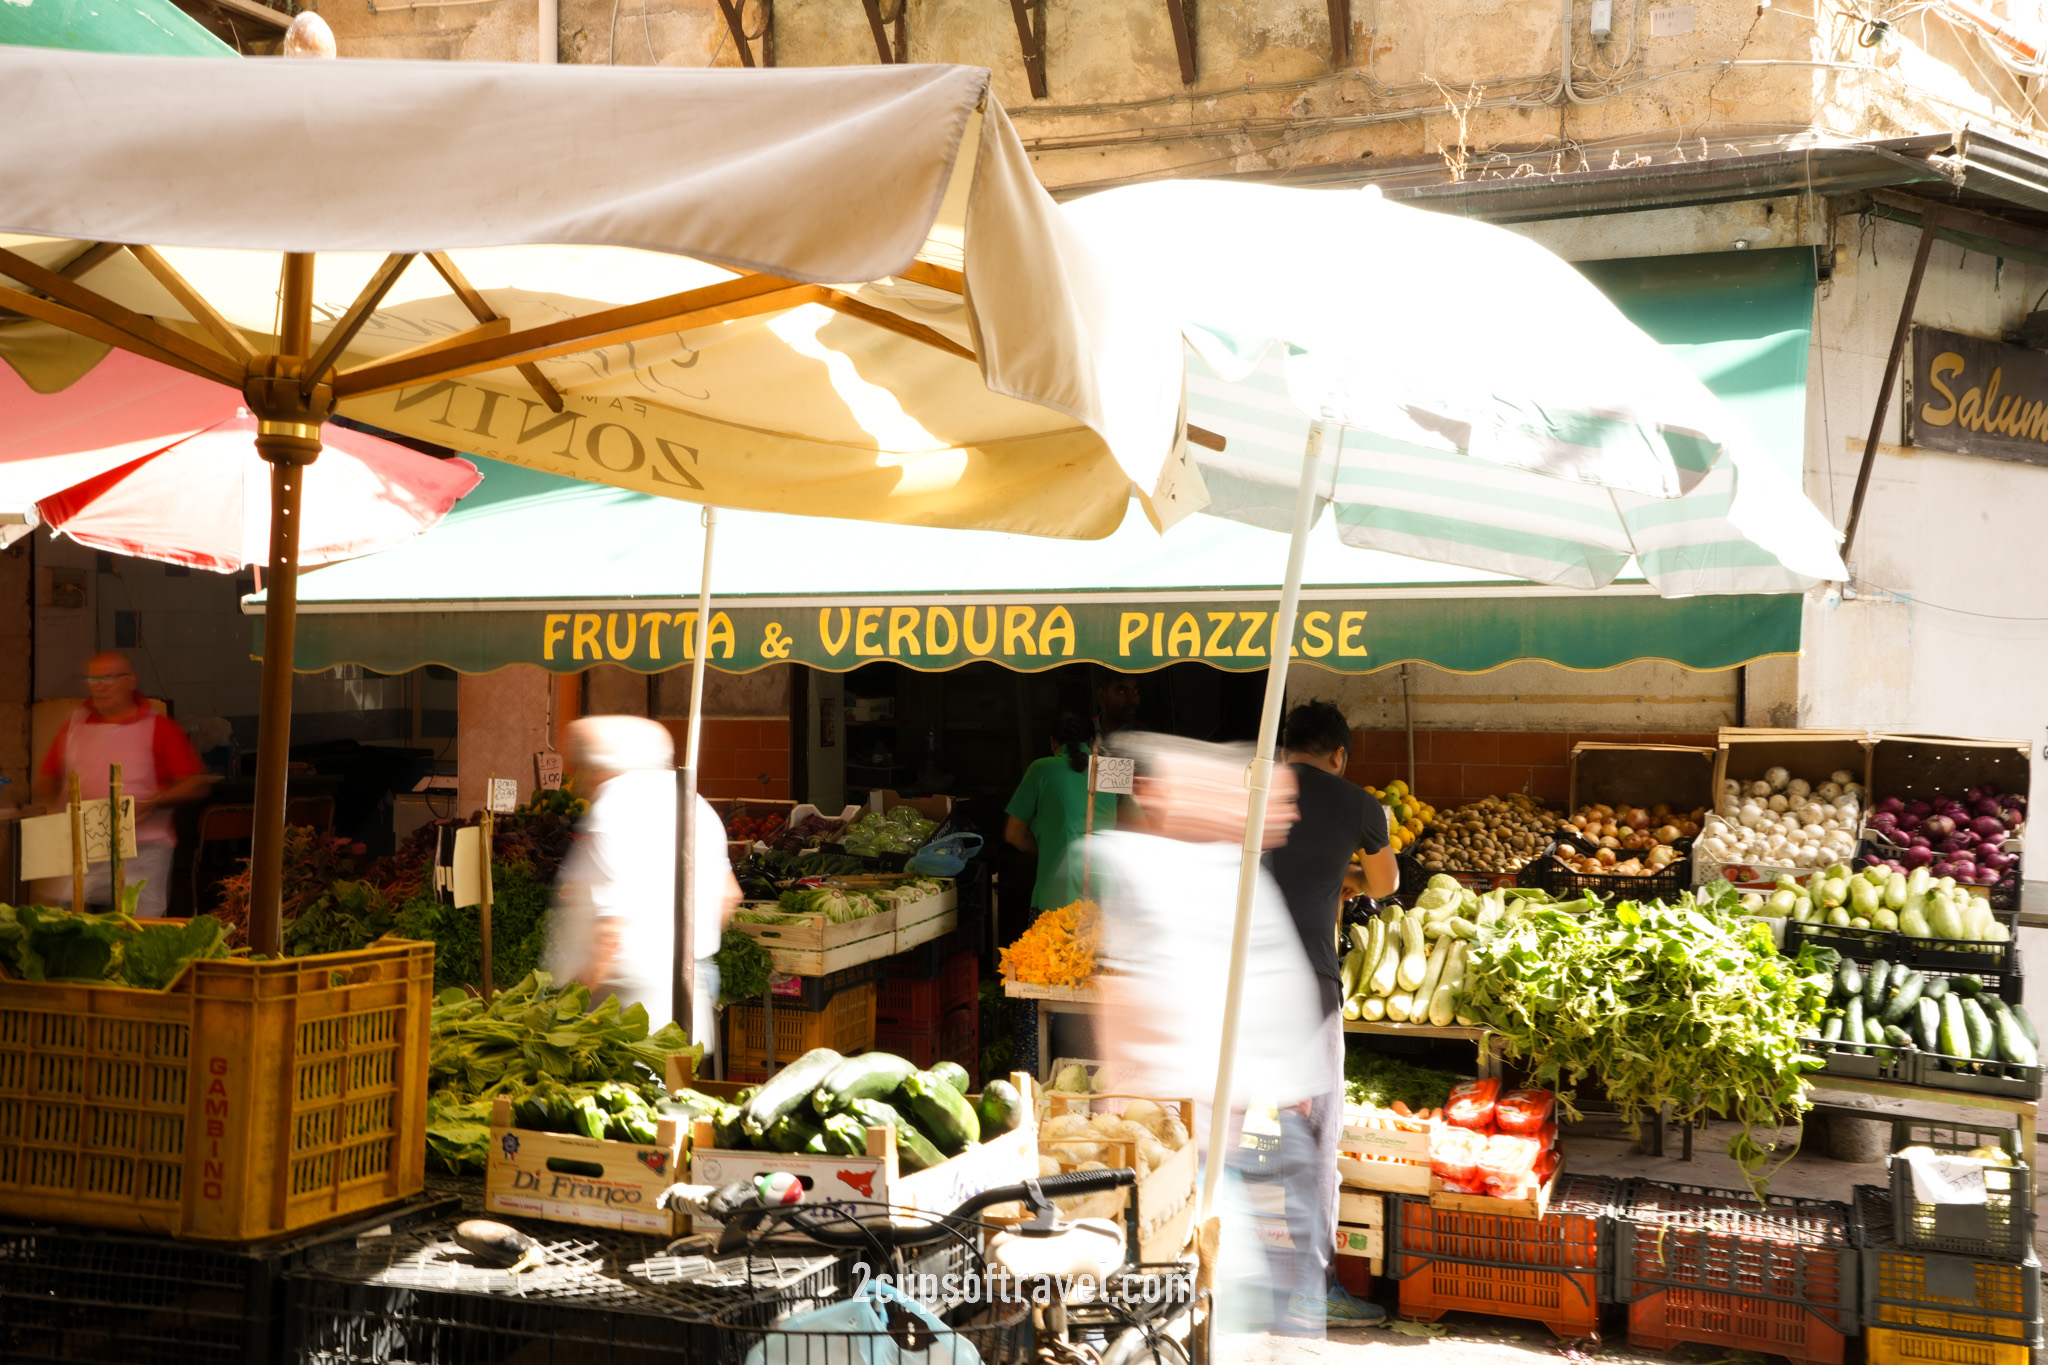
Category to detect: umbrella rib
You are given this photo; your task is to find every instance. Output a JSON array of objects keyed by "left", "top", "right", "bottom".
[
  {"left": 125, "top": 245, "right": 259, "bottom": 366},
  {"left": 302, "top": 252, "right": 418, "bottom": 398},
  {"left": 0, "top": 280, "right": 235, "bottom": 386},
  {"left": 424, "top": 251, "right": 566, "bottom": 414},
  {"left": 332, "top": 275, "right": 823, "bottom": 398},
  {"left": 815, "top": 290, "right": 975, "bottom": 362},
  {"left": 0, "top": 258, "right": 244, "bottom": 386},
  {"left": 60, "top": 243, "right": 125, "bottom": 281},
  {"left": 896, "top": 261, "right": 964, "bottom": 294}
]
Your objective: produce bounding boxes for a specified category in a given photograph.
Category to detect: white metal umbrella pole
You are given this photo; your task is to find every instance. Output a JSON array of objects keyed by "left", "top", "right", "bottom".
[
  {"left": 1200, "top": 420, "right": 1327, "bottom": 1218},
  {"left": 675, "top": 506, "right": 719, "bottom": 1048}
]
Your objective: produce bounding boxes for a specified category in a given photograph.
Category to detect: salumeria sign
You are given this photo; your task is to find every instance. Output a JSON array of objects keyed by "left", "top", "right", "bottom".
[{"left": 1908, "top": 325, "right": 2048, "bottom": 468}]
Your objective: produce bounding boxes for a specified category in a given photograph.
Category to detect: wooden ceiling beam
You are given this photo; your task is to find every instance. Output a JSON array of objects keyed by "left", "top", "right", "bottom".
[
  {"left": 0, "top": 246, "right": 243, "bottom": 385},
  {"left": 424, "top": 251, "right": 566, "bottom": 413},
  {"left": 60, "top": 243, "right": 125, "bottom": 280},
  {"left": 1326, "top": 0, "right": 1350, "bottom": 67},
  {"left": 1007, "top": 0, "right": 1047, "bottom": 99},
  {"left": 334, "top": 274, "right": 822, "bottom": 398},
  {"left": 1166, "top": 0, "right": 1195, "bottom": 85}
]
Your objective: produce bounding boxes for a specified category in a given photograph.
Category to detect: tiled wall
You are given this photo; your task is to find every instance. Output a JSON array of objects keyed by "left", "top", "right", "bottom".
[
  {"left": 1345, "top": 729, "right": 1718, "bottom": 809},
  {"left": 675, "top": 717, "right": 793, "bottom": 800}
]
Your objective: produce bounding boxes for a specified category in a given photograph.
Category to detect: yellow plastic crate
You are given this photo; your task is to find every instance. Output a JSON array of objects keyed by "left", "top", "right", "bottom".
[
  {"left": 1866, "top": 1326, "right": 2032, "bottom": 1365},
  {"left": 0, "top": 939, "right": 433, "bottom": 1242},
  {"left": 725, "top": 981, "right": 876, "bottom": 1071}
]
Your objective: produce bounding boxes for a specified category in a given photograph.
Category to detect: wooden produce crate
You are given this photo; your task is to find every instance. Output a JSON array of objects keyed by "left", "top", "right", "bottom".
[
  {"left": 0, "top": 939, "right": 433, "bottom": 1243},
  {"left": 1868, "top": 733, "right": 2030, "bottom": 910},
  {"left": 687, "top": 1072, "right": 1040, "bottom": 1227},
  {"left": 1335, "top": 1113, "right": 1433, "bottom": 1195},
  {"left": 1700, "top": 728, "right": 1876, "bottom": 890},
  {"left": 1429, "top": 1165, "right": 1562, "bottom": 1221},
  {"left": 483, "top": 1094, "right": 685, "bottom": 1236},
  {"left": 1567, "top": 742, "right": 1718, "bottom": 815},
  {"left": 823, "top": 875, "right": 959, "bottom": 954},
  {"left": 1041, "top": 1092, "right": 1198, "bottom": 1263},
  {"left": 728, "top": 905, "right": 896, "bottom": 977}
]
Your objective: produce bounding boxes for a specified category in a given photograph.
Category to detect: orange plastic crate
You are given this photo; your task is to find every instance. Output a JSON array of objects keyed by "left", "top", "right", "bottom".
[
  {"left": 1391, "top": 1176, "right": 1613, "bottom": 1338},
  {"left": 1628, "top": 1287, "right": 1849, "bottom": 1364},
  {"left": 1400, "top": 1257, "right": 1601, "bottom": 1338},
  {"left": 725, "top": 982, "right": 875, "bottom": 1070},
  {"left": 0, "top": 939, "right": 433, "bottom": 1243}
]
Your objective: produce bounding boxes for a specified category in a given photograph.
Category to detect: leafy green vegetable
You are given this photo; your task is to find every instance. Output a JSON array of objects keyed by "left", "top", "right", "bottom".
[
  {"left": 122, "top": 915, "right": 230, "bottom": 990},
  {"left": 0, "top": 904, "right": 134, "bottom": 981},
  {"left": 393, "top": 862, "right": 553, "bottom": 992},
  {"left": 1454, "top": 882, "right": 1833, "bottom": 1196},
  {"left": 716, "top": 925, "right": 773, "bottom": 1004},
  {"left": 1341, "top": 1044, "right": 1459, "bottom": 1112}
]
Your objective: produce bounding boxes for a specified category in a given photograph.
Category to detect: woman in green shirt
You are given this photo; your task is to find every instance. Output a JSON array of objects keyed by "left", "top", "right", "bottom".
[{"left": 1004, "top": 713, "right": 1118, "bottom": 909}]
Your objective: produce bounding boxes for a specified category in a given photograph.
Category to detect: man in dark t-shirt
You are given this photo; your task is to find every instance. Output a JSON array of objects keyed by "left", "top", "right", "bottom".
[{"left": 1263, "top": 700, "right": 1397, "bottom": 1328}]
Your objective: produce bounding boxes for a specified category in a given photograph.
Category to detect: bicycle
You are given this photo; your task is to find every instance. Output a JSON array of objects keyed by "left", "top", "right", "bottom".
[{"left": 676, "top": 1166, "right": 1206, "bottom": 1365}]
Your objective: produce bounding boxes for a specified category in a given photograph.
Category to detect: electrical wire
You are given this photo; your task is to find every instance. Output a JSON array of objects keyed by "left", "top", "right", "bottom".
[{"left": 1849, "top": 576, "right": 2048, "bottom": 620}]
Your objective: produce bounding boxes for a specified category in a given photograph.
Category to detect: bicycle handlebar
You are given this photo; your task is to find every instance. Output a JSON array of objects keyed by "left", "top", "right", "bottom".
[{"left": 721, "top": 1168, "right": 1138, "bottom": 1253}]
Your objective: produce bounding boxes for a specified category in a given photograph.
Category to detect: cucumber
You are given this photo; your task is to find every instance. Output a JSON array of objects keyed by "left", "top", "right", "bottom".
[
  {"left": 1883, "top": 1024, "right": 1914, "bottom": 1050},
  {"left": 1954, "top": 974, "right": 1985, "bottom": 997},
  {"left": 1864, "top": 960, "right": 1891, "bottom": 1012},
  {"left": 1820, "top": 1013, "right": 1845, "bottom": 1043},
  {"left": 765, "top": 1108, "right": 825, "bottom": 1154},
  {"left": 846, "top": 1098, "right": 945, "bottom": 1171},
  {"left": 1940, "top": 994, "right": 1969, "bottom": 1059},
  {"left": 1916, "top": 998, "right": 1943, "bottom": 1055},
  {"left": 1862, "top": 1016, "right": 1886, "bottom": 1045},
  {"left": 1923, "top": 978, "right": 1950, "bottom": 1003},
  {"left": 1880, "top": 972, "right": 1924, "bottom": 1026},
  {"left": 1837, "top": 960, "right": 1864, "bottom": 1004},
  {"left": 899, "top": 1070, "right": 981, "bottom": 1154},
  {"left": 930, "top": 1061, "right": 972, "bottom": 1095},
  {"left": 812, "top": 1052, "right": 919, "bottom": 1116},
  {"left": 740, "top": 1047, "right": 845, "bottom": 1139},
  {"left": 1845, "top": 996, "right": 1865, "bottom": 1050},
  {"left": 1961, "top": 997, "right": 1995, "bottom": 1060},
  {"left": 975, "top": 1079, "right": 1027, "bottom": 1136}
]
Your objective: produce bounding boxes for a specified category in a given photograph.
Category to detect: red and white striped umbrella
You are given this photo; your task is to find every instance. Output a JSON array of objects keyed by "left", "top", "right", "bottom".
[{"left": 3, "top": 351, "right": 479, "bottom": 573}]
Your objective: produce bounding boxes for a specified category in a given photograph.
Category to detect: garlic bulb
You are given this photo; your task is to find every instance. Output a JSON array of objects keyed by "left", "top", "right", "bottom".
[
  {"left": 1817, "top": 781, "right": 1842, "bottom": 801},
  {"left": 1749, "top": 780, "right": 1773, "bottom": 799},
  {"left": 1765, "top": 766, "right": 1791, "bottom": 791},
  {"left": 1768, "top": 794, "right": 1790, "bottom": 813}
]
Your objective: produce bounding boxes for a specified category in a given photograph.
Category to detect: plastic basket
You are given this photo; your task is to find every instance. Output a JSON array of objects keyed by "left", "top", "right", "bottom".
[
  {"left": 1883, "top": 1122, "right": 2034, "bottom": 1262},
  {"left": 1525, "top": 850, "right": 1691, "bottom": 902},
  {"left": 889, "top": 926, "right": 976, "bottom": 981},
  {"left": 766, "top": 961, "right": 885, "bottom": 1012},
  {"left": 0, "top": 939, "right": 433, "bottom": 1243},
  {"left": 1904, "top": 1047, "right": 2043, "bottom": 1099},
  {"left": 1615, "top": 1181, "right": 1856, "bottom": 1334},
  {"left": 712, "top": 1297, "right": 1033, "bottom": 1365},
  {"left": 1799, "top": 1034, "right": 1915, "bottom": 1084},
  {"left": 1784, "top": 907, "right": 2020, "bottom": 976},
  {"left": 1854, "top": 1185, "right": 2043, "bottom": 1354},
  {"left": 1394, "top": 851, "right": 1543, "bottom": 903},
  {"left": 877, "top": 953, "right": 978, "bottom": 1027},
  {"left": 871, "top": 1004, "right": 977, "bottom": 1074},
  {"left": 1387, "top": 1175, "right": 1617, "bottom": 1338},
  {"left": 725, "top": 982, "right": 876, "bottom": 1071},
  {"left": 1627, "top": 1286, "right": 1850, "bottom": 1363},
  {"left": 1866, "top": 1326, "right": 2033, "bottom": 1365}
]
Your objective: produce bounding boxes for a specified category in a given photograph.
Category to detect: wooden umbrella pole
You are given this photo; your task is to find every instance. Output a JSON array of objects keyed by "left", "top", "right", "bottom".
[
  {"left": 479, "top": 776, "right": 495, "bottom": 998},
  {"left": 246, "top": 253, "right": 323, "bottom": 959},
  {"left": 108, "top": 762, "right": 124, "bottom": 914},
  {"left": 69, "top": 771, "right": 86, "bottom": 912}
]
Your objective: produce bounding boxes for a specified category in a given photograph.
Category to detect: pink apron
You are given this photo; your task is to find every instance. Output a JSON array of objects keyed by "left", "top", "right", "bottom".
[{"left": 62, "top": 706, "right": 173, "bottom": 846}]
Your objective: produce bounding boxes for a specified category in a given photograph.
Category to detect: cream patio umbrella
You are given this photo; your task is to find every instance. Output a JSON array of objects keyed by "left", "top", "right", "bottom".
[{"left": 0, "top": 51, "right": 1188, "bottom": 1000}]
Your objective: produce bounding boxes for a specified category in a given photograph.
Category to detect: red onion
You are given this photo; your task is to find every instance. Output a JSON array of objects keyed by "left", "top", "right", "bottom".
[
  {"left": 1896, "top": 812, "right": 1923, "bottom": 833},
  {"left": 1907, "top": 800, "right": 1933, "bottom": 817},
  {"left": 1974, "top": 798, "right": 2003, "bottom": 819},
  {"left": 1924, "top": 815, "right": 1956, "bottom": 840},
  {"left": 1932, "top": 861, "right": 1957, "bottom": 880},
  {"left": 1970, "top": 783, "right": 1999, "bottom": 802},
  {"left": 1878, "top": 796, "right": 1906, "bottom": 816},
  {"left": 1976, "top": 867, "right": 2003, "bottom": 886},
  {"left": 1981, "top": 849, "right": 2015, "bottom": 872},
  {"left": 1910, "top": 835, "right": 1933, "bottom": 850},
  {"left": 1871, "top": 812, "right": 1899, "bottom": 833},
  {"left": 1902, "top": 845, "right": 1935, "bottom": 868},
  {"left": 1970, "top": 815, "right": 2005, "bottom": 839}
]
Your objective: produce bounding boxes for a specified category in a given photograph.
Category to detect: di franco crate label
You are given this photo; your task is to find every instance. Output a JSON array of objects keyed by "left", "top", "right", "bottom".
[{"left": 488, "top": 1129, "right": 679, "bottom": 1235}]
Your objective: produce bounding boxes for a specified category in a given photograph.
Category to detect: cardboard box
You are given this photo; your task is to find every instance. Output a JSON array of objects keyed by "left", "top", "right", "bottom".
[
  {"left": 484, "top": 1094, "right": 685, "bottom": 1236},
  {"left": 875, "top": 789, "right": 954, "bottom": 820},
  {"left": 688, "top": 1072, "right": 1040, "bottom": 1229},
  {"left": 1567, "top": 743, "right": 1717, "bottom": 815},
  {"left": 1042, "top": 1092, "right": 1198, "bottom": 1263}
]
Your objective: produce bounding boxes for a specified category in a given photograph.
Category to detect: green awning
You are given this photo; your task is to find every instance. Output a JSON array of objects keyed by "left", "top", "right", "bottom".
[
  {"left": 0, "top": 0, "right": 237, "bottom": 56},
  {"left": 253, "top": 246, "right": 1816, "bottom": 677}
]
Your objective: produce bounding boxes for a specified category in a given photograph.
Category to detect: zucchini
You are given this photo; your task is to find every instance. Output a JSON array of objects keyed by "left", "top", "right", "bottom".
[
  {"left": 1386, "top": 991, "right": 1414, "bottom": 1022},
  {"left": 740, "top": 1047, "right": 845, "bottom": 1139},
  {"left": 1415, "top": 935, "right": 1452, "bottom": 1008},
  {"left": 1915, "top": 998, "right": 1943, "bottom": 1055},
  {"left": 1865, "top": 1016, "right": 1889, "bottom": 1046},
  {"left": 1954, "top": 974, "right": 1985, "bottom": 997},
  {"left": 1926, "top": 892, "right": 1964, "bottom": 941},
  {"left": 710, "top": 1103, "right": 749, "bottom": 1150},
  {"left": 2012, "top": 1003, "right": 2039, "bottom": 1048},
  {"left": 765, "top": 1108, "right": 824, "bottom": 1154},
  {"left": 1396, "top": 914, "right": 1428, "bottom": 992},
  {"left": 899, "top": 1070, "right": 980, "bottom": 1154},
  {"left": 1864, "top": 960, "right": 1892, "bottom": 1012},
  {"left": 812, "top": 1052, "right": 919, "bottom": 1116},
  {"left": 930, "top": 1061, "right": 972, "bottom": 1095},
  {"left": 1338, "top": 947, "right": 1367, "bottom": 1004},
  {"left": 1961, "top": 997, "right": 1995, "bottom": 1060},
  {"left": 1883, "top": 1024, "right": 1914, "bottom": 1050},
  {"left": 1845, "top": 996, "right": 1865, "bottom": 1050},
  {"left": 1923, "top": 977, "right": 1950, "bottom": 1003},
  {"left": 1993, "top": 1004, "right": 2040, "bottom": 1068},
  {"left": 847, "top": 1098, "right": 944, "bottom": 1171},
  {"left": 1837, "top": 960, "right": 1863, "bottom": 1004},
  {"left": 1879, "top": 972, "right": 1924, "bottom": 1026},
  {"left": 1940, "top": 994, "right": 1970, "bottom": 1060},
  {"left": 1820, "top": 1013, "right": 1844, "bottom": 1043},
  {"left": 819, "top": 1113, "right": 868, "bottom": 1156},
  {"left": 975, "top": 1079, "right": 1027, "bottom": 1136},
  {"left": 1369, "top": 926, "right": 1402, "bottom": 996}
]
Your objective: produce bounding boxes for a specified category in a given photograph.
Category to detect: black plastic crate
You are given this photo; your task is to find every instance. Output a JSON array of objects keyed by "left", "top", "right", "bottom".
[
  {"left": 0, "top": 1197, "right": 453, "bottom": 1365},
  {"left": 1615, "top": 1181, "right": 1857, "bottom": 1333},
  {"left": 1394, "top": 851, "right": 1541, "bottom": 903},
  {"left": 764, "top": 960, "right": 885, "bottom": 1012},
  {"left": 888, "top": 924, "right": 976, "bottom": 981},
  {"left": 1524, "top": 850, "right": 1690, "bottom": 902},
  {"left": 1852, "top": 1184, "right": 2043, "bottom": 1349},
  {"left": 1784, "top": 908, "right": 2019, "bottom": 976},
  {"left": 713, "top": 1296, "right": 1033, "bottom": 1364},
  {"left": 1883, "top": 1121, "right": 2034, "bottom": 1262},
  {"left": 1904, "top": 1047, "right": 2043, "bottom": 1099},
  {"left": 1798, "top": 1033, "right": 1914, "bottom": 1083}
]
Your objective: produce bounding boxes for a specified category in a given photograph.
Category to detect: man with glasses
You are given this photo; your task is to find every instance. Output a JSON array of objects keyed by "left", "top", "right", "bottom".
[{"left": 32, "top": 652, "right": 210, "bottom": 917}]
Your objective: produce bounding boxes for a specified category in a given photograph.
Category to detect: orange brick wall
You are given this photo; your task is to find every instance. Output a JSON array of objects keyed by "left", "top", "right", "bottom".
[
  {"left": 1345, "top": 729, "right": 1718, "bottom": 810},
  {"left": 662, "top": 716, "right": 793, "bottom": 800}
]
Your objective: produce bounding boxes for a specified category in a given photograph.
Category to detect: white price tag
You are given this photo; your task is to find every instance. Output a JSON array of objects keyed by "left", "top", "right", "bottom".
[
  {"left": 489, "top": 778, "right": 519, "bottom": 814},
  {"left": 534, "top": 750, "right": 563, "bottom": 791},
  {"left": 1092, "top": 756, "right": 1136, "bottom": 795},
  {"left": 1906, "top": 1152, "right": 1991, "bottom": 1205}
]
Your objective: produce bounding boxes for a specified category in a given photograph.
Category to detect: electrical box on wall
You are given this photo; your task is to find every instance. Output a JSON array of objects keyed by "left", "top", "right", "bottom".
[
  {"left": 1589, "top": 0, "right": 1613, "bottom": 38},
  {"left": 41, "top": 566, "right": 86, "bottom": 610},
  {"left": 1648, "top": 5, "right": 1694, "bottom": 37}
]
